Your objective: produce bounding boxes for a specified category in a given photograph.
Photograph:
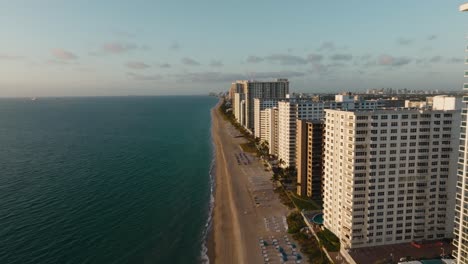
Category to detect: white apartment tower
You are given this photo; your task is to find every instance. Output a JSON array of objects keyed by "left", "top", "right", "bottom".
[
  {"left": 323, "top": 106, "right": 460, "bottom": 249},
  {"left": 254, "top": 98, "right": 280, "bottom": 139},
  {"left": 454, "top": 4, "right": 468, "bottom": 263},
  {"left": 233, "top": 93, "right": 242, "bottom": 120},
  {"left": 233, "top": 93, "right": 245, "bottom": 127},
  {"left": 278, "top": 100, "right": 328, "bottom": 167},
  {"left": 277, "top": 97, "right": 382, "bottom": 168},
  {"left": 267, "top": 107, "right": 280, "bottom": 155}
]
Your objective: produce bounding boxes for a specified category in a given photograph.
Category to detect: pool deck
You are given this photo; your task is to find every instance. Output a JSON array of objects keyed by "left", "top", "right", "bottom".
[{"left": 303, "top": 210, "right": 323, "bottom": 223}]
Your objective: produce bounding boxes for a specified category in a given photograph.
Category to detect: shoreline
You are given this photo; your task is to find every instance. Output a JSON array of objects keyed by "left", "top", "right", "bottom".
[
  {"left": 206, "top": 100, "right": 245, "bottom": 263},
  {"left": 206, "top": 98, "right": 295, "bottom": 264},
  {"left": 205, "top": 144, "right": 216, "bottom": 263},
  {"left": 203, "top": 101, "right": 219, "bottom": 264},
  {"left": 201, "top": 156, "right": 215, "bottom": 264},
  {"left": 205, "top": 102, "right": 219, "bottom": 264}
]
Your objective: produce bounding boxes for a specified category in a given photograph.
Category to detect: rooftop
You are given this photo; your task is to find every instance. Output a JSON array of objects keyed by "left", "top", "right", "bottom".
[
  {"left": 349, "top": 240, "right": 454, "bottom": 264},
  {"left": 460, "top": 3, "right": 468, "bottom": 12},
  {"left": 325, "top": 107, "right": 457, "bottom": 113}
]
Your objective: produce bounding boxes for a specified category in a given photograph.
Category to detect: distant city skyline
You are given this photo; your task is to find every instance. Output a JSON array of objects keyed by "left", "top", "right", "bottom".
[{"left": 0, "top": 0, "right": 467, "bottom": 97}]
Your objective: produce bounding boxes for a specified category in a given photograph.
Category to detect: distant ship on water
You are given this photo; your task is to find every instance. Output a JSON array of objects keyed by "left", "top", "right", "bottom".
[{"left": 31, "top": 97, "right": 37, "bottom": 101}]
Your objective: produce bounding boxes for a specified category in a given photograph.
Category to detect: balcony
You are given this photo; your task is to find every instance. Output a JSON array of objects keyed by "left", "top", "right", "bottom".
[
  {"left": 342, "top": 225, "right": 351, "bottom": 232},
  {"left": 415, "top": 219, "right": 426, "bottom": 224},
  {"left": 344, "top": 213, "right": 352, "bottom": 221}
]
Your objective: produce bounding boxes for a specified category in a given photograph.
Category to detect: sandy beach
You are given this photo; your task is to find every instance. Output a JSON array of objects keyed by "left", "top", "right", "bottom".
[{"left": 208, "top": 100, "right": 298, "bottom": 264}]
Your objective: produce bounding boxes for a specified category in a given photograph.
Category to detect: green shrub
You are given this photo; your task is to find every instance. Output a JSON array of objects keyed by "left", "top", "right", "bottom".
[
  {"left": 289, "top": 193, "right": 322, "bottom": 211},
  {"left": 287, "top": 211, "right": 306, "bottom": 234},
  {"left": 292, "top": 233, "right": 331, "bottom": 264},
  {"left": 317, "top": 228, "right": 340, "bottom": 252}
]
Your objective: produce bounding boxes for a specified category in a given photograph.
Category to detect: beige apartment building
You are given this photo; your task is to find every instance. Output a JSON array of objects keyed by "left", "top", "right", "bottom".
[
  {"left": 265, "top": 107, "right": 280, "bottom": 156},
  {"left": 323, "top": 104, "right": 460, "bottom": 249},
  {"left": 233, "top": 93, "right": 245, "bottom": 127},
  {"left": 278, "top": 96, "right": 382, "bottom": 168},
  {"left": 296, "top": 119, "right": 325, "bottom": 198},
  {"left": 278, "top": 100, "right": 328, "bottom": 168},
  {"left": 454, "top": 3, "right": 468, "bottom": 263},
  {"left": 254, "top": 98, "right": 280, "bottom": 139}
]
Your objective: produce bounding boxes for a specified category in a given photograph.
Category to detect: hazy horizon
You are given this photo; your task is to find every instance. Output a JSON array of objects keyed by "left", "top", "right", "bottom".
[{"left": 1, "top": 0, "right": 467, "bottom": 97}]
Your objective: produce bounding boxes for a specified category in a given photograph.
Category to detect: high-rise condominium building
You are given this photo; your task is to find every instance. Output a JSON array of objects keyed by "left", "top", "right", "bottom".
[
  {"left": 267, "top": 107, "right": 280, "bottom": 155},
  {"left": 277, "top": 96, "right": 382, "bottom": 168},
  {"left": 229, "top": 82, "right": 243, "bottom": 100},
  {"left": 296, "top": 119, "right": 325, "bottom": 198},
  {"left": 294, "top": 95, "right": 407, "bottom": 199},
  {"left": 255, "top": 106, "right": 280, "bottom": 156},
  {"left": 278, "top": 100, "right": 328, "bottom": 167},
  {"left": 234, "top": 79, "right": 289, "bottom": 133},
  {"left": 254, "top": 98, "right": 280, "bottom": 139},
  {"left": 454, "top": 4, "right": 468, "bottom": 263},
  {"left": 323, "top": 103, "right": 460, "bottom": 249},
  {"left": 233, "top": 93, "right": 246, "bottom": 127}
]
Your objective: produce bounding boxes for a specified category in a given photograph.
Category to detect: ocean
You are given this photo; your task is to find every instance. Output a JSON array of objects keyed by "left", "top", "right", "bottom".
[{"left": 0, "top": 96, "right": 217, "bottom": 264}]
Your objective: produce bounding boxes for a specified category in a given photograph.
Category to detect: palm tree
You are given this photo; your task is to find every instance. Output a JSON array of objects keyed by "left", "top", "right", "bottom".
[{"left": 279, "top": 159, "right": 285, "bottom": 167}]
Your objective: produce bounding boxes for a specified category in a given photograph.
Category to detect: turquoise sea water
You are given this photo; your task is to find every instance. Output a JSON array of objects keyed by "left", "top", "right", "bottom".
[{"left": 0, "top": 96, "right": 217, "bottom": 264}]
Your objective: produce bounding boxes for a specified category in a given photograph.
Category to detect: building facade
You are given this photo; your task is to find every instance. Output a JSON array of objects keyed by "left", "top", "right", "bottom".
[
  {"left": 267, "top": 107, "right": 279, "bottom": 156},
  {"left": 278, "top": 97, "right": 382, "bottom": 168},
  {"left": 254, "top": 98, "right": 280, "bottom": 139},
  {"left": 233, "top": 93, "right": 246, "bottom": 127},
  {"left": 323, "top": 107, "right": 460, "bottom": 249},
  {"left": 454, "top": 4, "right": 468, "bottom": 263},
  {"left": 229, "top": 82, "right": 243, "bottom": 100},
  {"left": 237, "top": 79, "right": 289, "bottom": 132},
  {"left": 278, "top": 100, "right": 328, "bottom": 167},
  {"left": 296, "top": 119, "right": 325, "bottom": 198}
]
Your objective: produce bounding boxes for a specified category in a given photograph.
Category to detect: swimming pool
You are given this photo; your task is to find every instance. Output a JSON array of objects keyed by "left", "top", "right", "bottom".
[{"left": 312, "top": 213, "right": 324, "bottom": 224}]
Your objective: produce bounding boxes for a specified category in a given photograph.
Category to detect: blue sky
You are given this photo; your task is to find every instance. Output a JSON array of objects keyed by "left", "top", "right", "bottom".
[{"left": 0, "top": 0, "right": 467, "bottom": 96}]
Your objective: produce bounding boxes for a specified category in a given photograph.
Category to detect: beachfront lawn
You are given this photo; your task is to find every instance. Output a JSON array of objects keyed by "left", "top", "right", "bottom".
[
  {"left": 316, "top": 228, "right": 340, "bottom": 252},
  {"left": 289, "top": 193, "right": 322, "bottom": 211}
]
